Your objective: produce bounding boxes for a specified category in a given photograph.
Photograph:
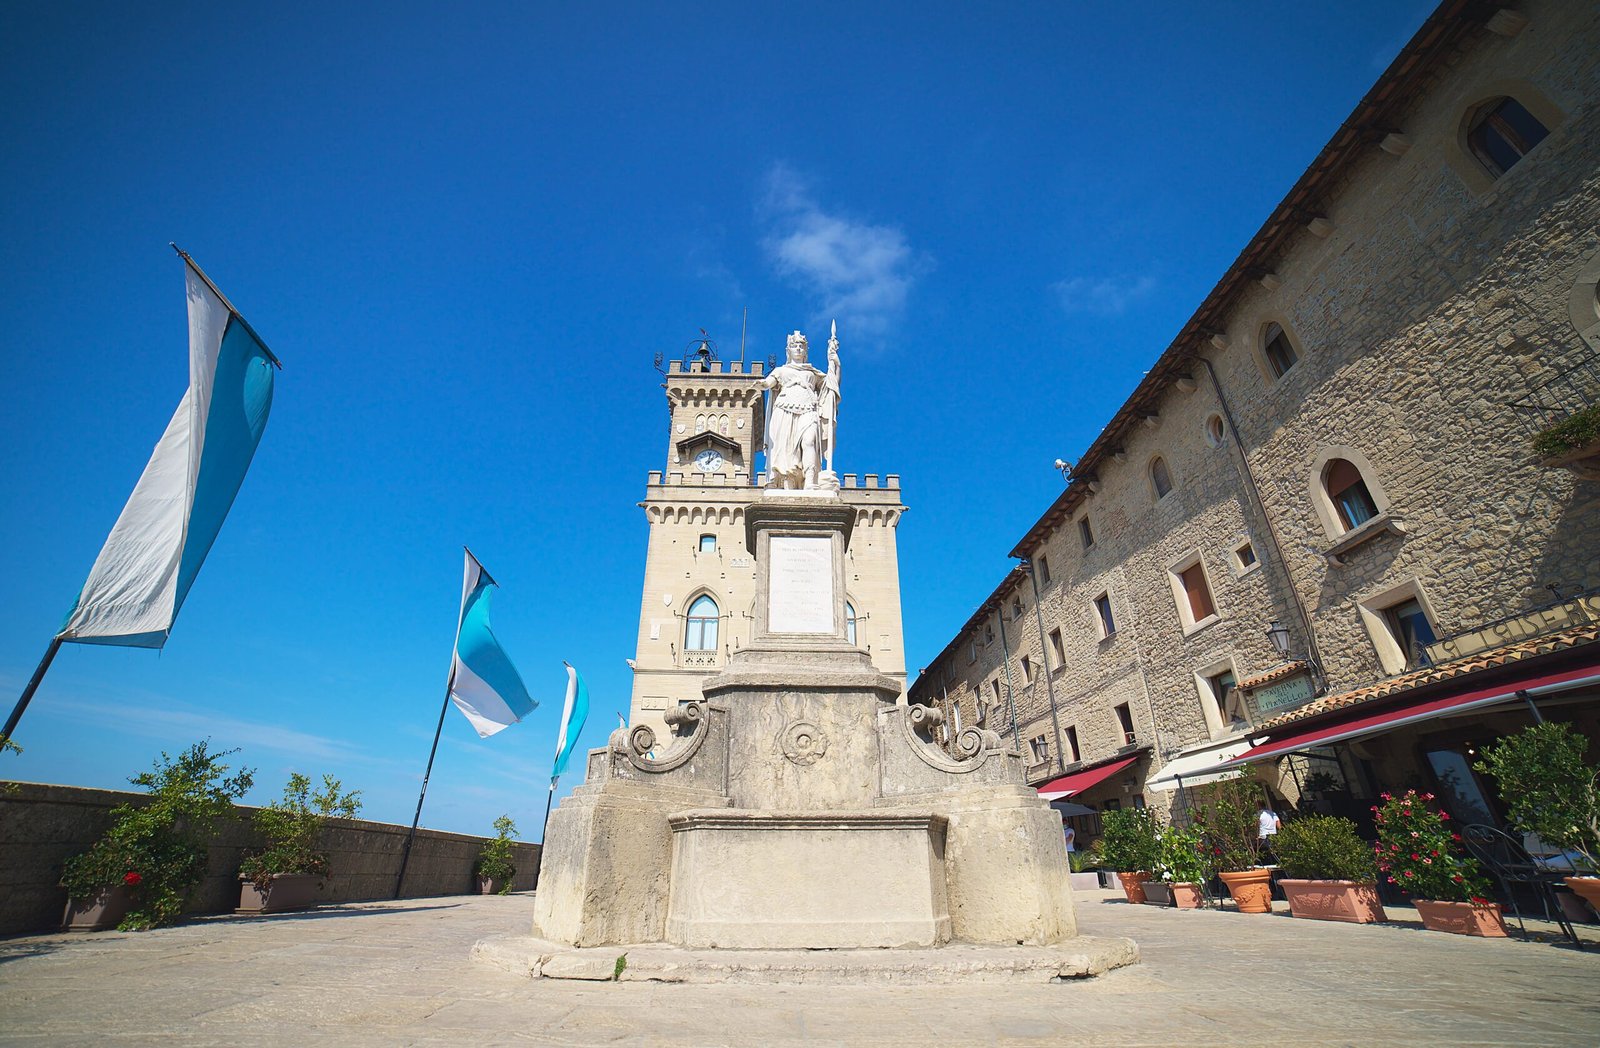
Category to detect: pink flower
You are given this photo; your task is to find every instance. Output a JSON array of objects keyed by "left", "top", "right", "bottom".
[{"left": 1423, "top": 858, "right": 1433, "bottom": 865}]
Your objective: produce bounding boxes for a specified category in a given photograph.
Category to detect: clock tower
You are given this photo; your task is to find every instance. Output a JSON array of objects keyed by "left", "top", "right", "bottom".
[{"left": 629, "top": 337, "right": 908, "bottom": 734}]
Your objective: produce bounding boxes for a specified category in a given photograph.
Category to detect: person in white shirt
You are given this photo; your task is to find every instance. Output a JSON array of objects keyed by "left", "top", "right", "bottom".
[{"left": 1258, "top": 804, "right": 1281, "bottom": 861}]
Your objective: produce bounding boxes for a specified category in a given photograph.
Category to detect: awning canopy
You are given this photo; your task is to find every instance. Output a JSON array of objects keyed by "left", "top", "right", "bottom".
[
  {"left": 1219, "top": 661, "right": 1600, "bottom": 770},
  {"left": 1036, "top": 756, "right": 1138, "bottom": 800},
  {"left": 1145, "top": 737, "right": 1254, "bottom": 792}
]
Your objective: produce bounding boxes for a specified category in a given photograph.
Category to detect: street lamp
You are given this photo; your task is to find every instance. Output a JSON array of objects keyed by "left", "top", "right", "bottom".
[
  {"left": 1265, "top": 621, "right": 1292, "bottom": 658},
  {"left": 1053, "top": 458, "right": 1072, "bottom": 484}
]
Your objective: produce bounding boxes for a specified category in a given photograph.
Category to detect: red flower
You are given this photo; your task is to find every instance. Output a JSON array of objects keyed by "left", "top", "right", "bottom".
[
  {"left": 123, "top": 872, "right": 142, "bottom": 887},
  {"left": 1410, "top": 853, "right": 1419, "bottom": 860},
  {"left": 1439, "top": 811, "right": 1450, "bottom": 821},
  {"left": 1452, "top": 874, "right": 1464, "bottom": 882},
  {"left": 1470, "top": 896, "right": 1491, "bottom": 906}
]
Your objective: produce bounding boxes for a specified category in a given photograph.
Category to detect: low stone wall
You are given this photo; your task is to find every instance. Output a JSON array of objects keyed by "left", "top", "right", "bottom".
[{"left": 0, "top": 781, "right": 541, "bottom": 937}]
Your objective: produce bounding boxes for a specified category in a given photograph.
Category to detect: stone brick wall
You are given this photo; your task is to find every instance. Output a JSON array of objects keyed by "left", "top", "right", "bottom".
[
  {"left": 912, "top": 2, "right": 1600, "bottom": 820},
  {"left": 0, "top": 782, "right": 542, "bottom": 937}
]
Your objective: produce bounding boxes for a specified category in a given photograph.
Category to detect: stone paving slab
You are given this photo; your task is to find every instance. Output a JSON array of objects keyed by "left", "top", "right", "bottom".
[
  {"left": 472, "top": 932, "right": 1139, "bottom": 983},
  {"left": 0, "top": 890, "right": 1596, "bottom": 1046}
]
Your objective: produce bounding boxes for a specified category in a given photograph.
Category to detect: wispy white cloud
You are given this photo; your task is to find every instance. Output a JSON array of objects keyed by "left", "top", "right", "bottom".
[
  {"left": 48, "top": 694, "right": 374, "bottom": 766},
  {"left": 760, "top": 164, "right": 923, "bottom": 343},
  {"left": 1052, "top": 274, "right": 1157, "bottom": 317}
]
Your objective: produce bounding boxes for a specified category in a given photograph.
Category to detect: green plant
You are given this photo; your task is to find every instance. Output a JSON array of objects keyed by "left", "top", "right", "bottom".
[
  {"left": 1098, "top": 808, "right": 1160, "bottom": 872},
  {"left": 239, "top": 772, "right": 362, "bottom": 889},
  {"left": 1197, "top": 775, "right": 1263, "bottom": 872},
  {"left": 1475, "top": 722, "right": 1600, "bottom": 869},
  {"left": 1273, "top": 815, "right": 1377, "bottom": 882},
  {"left": 61, "top": 741, "right": 254, "bottom": 930},
  {"left": 1068, "top": 842, "right": 1103, "bottom": 873},
  {"left": 475, "top": 814, "right": 518, "bottom": 893},
  {"left": 1532, "top": 403, "right": 1600, "bottom": 460},
  {"left": 1152, "top": 824, "right": 1210, "bottom": 884},
  {"left": 612, "top": 953, "right": 628, "bottom": 981},
  {"left": 1372, "top": 790, "right": 1490, "bottom": 903}
]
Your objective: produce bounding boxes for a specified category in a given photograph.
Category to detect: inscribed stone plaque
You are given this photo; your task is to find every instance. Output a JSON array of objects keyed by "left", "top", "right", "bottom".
[
  {"left": 768, "top": 536, "right": 834, "bottom": 634},
  {"left": 1253, "top": 672, "right": 1316, "bottom": 713}
]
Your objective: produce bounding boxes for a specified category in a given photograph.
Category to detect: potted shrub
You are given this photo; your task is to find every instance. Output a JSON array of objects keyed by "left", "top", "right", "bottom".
[
  {"left": 1099, "top": 808, "right": 1160, "bottom": 903},
  {"left": 238, "top": 772, "right": 361, "bottom": 914},
  {"left": 61, "top": 741, "right": 253, "bottom": 931},
  {"left": 1273, "top": 815, "right": 1386, "bottom": 923},
  {"left": 1373, "top": 790, "right": 1504, "bottom": 936},
  {"left": 1148, "top": 824, "right": 1208, "bottom": 908},
  {"left": 1068, "top": 842, "right": 1105, "bottom": 892},
  {"left": 1475, "top": 722, "right": 1600, "bottom": 911},
  {"left": 475, "top": 814, "right": 518, "bottom": 894},
  {"left": 1199, "top": 775, "right": 1272, "bottom": 913}
]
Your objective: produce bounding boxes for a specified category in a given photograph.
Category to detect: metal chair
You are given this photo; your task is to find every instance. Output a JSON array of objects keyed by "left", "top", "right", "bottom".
[{"left": 1460, "top": 824, "right": 1583, "bottom": 948}]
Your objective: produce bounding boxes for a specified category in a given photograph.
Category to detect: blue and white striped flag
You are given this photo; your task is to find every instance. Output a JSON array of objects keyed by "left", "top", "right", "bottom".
[
  {"left": 448, "top": 550, "right": 536, "bottom": 738},
  {"left": 551, "top": 663, "right": 590, "bottom": 784},
  {"left": 60, "top": 250, "right": 277, "bottom": 648}
]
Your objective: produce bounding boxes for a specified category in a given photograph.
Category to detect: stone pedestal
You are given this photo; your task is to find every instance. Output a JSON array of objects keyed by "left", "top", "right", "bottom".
[
  {"left": 666, "top": 809, "right": 950, "bottom": 948},
  {"left": 529, "top": 491, "right": 1093, "bottom": 963}
]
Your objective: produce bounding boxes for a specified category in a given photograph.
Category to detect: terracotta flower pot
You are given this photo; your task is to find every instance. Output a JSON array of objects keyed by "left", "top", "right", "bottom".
[
  {"left": 1413, "top": 899, "right": 1508, "bottom": 937},
  {"left": 1564, "top": 876, "right": 1600, "bottom": 914},
  {"left": 1280, "top": 879, "right": 1386, "bottom": 924},
  {"left": 476, "top": 875, "right": 503, "bottom": 895},
  {"left": 61, "top": 884, "right": 135, "bottom": 932},
  {"left": 1142, "top": 881, "right": 1174, "bottom": 906},
  {"left": 1219, "top": 868, "right": 1274, "bottom": 913},
  {"left": 237, "top": 873, "right": 322, "bottom": 915},
  {"left": 1116, "top": 870, "right": 1150, "bottom": 904},
  {"left": 1170, "top": 882, "right": 1204, "bottom": 909}
]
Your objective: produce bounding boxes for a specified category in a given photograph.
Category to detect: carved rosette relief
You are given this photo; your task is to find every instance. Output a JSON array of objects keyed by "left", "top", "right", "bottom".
[{"left": 778, "top": 720, "right": 829, "bottom": 766}]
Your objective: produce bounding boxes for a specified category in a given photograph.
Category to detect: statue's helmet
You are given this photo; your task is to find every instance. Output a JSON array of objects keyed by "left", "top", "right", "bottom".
[{"left": 786, "top": 331, "right": 809, "bottom": 363}]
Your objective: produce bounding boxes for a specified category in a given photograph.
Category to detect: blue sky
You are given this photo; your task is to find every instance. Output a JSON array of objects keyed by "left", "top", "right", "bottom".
[{"left": 0, "top": 1, "right": 1436, "bottom": 838}]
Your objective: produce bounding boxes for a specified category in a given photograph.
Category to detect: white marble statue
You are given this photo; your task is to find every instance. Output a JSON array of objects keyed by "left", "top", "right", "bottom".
[{"left": 761, "top": 324, "right": 841, "bottom": 490}]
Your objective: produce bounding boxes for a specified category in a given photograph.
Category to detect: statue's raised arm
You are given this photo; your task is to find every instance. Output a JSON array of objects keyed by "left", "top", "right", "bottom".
[{"left": 820, "top": 321, "right": 841, "bottom": 479}]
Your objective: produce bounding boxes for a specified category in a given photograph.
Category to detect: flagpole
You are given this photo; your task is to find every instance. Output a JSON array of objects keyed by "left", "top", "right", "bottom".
[
  {"left": 2, "top": 636, "right": 64, "bottom": 747},
  {"left": 394, "top": 675, "right": 453, "bottom": 900},
  {"left": 541, "top": 780, "right": 557, "bottom": 843}
]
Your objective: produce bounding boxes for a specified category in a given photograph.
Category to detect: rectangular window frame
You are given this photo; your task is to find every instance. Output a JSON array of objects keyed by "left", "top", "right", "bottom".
[
  {"left": 1357, "top": 579, "right": 1442, "bottom": 676},
  {"left": 1078, "top": 516, "right": 1095, "bottom": 549},
  {"left": 1064, "top": 725, "right": 1080, "bottom": 764},
  {"left": 1114, "top": 703, "right": 1137, "bottom": 747},
  {"left": 1093, "top": 593, "right": 1117, "bottom": 641},
  {"left": 1167, "top": 550, "right": 1221, "bottom": 636}
]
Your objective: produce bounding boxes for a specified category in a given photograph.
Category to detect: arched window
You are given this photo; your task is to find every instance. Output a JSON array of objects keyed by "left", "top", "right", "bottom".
[
  {"left": 1467, "top": 97, "right": 1549, "bottom": 178},
  {"left": 845, "top": 602, "right": 858, "bottom": 646},
  {"left": 1324, "top": 459, "right": 1378, "bottom": 531},
  {"left": 1263, "top": 323, "right": 1298, "bottom": 379},
  {"left": 1150, "top": 456, "right": 1173, "bottom": 500},
  {"left": 685, "top": 595, "right": 719, "bottom": 650}
]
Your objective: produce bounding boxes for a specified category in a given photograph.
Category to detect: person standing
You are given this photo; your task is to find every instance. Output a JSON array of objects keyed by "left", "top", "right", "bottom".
[
  {"left": 1063, "top": 821, "right": 1076, "bottom": 854},
  {"left": 1258, "top": 802, "right": 1281, "bottom": 862}
]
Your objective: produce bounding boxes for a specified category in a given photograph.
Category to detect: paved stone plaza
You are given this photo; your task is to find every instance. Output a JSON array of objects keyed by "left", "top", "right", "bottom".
[{"left": 2, "top": 889, "right": 1597, "bottom": 1046}]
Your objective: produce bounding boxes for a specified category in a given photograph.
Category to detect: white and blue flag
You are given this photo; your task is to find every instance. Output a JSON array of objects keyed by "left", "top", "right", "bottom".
[
  {"left": 551, "top": 662, "right": 590, "bottom": 784},
  {"left": 60, "top": 250, "right": 278, "bottom": 648},
  {"left": 448, "top": 550, "right": 536, "bottom": 738}
]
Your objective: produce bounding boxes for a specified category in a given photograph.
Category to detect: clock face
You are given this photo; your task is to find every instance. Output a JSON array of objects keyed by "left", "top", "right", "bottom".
[{"left": 694, "top": 449, "right": 724, "bottom": 473}]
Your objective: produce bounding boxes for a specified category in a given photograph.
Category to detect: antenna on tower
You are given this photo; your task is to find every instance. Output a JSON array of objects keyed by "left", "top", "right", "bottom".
[{"left": 738, "top": 307, "right": 747, "bottom": 364}]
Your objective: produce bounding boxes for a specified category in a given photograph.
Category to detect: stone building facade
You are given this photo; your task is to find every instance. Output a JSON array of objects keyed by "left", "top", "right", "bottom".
[
  {"left": 910, "top": 0, "right": 1600, "bottom": 829},
  {"left": 629, "top": 350, "right": 908, "bottom": 735}
]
